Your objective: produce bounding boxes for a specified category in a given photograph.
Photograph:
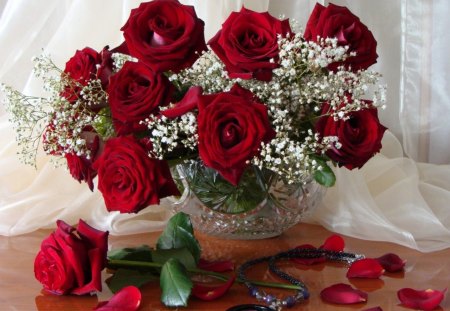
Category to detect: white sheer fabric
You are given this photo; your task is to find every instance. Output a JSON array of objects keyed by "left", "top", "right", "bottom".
[{"left": 0, "top": 0, "right": 449, "bottom": 252}]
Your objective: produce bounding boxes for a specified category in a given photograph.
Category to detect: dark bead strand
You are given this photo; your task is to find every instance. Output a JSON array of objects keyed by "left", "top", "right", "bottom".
[
  {"left": 237, "top": 254, "right": 309, "bottom": 310},
  {"left": 237, "top": 247, "right": 365, "bottom": 310},
  {"left": 237, "top": 256, "right": 275, "bottom": 303},
  {"left": 268, "top": 255, "right": 309, "bottom": 307}
]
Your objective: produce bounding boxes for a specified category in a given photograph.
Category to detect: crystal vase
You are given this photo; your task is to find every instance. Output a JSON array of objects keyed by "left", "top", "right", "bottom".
[{"left": 169, "top": 161, "right": 326, "bottom": 239}]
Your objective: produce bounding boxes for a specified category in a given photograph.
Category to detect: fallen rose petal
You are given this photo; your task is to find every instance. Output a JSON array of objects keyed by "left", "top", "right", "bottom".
[
  {"left": 291, "top": 244, "right": 325, "bottom": 265},
  {"left": 397, "top": 288, "right": 446, "bottom": 311},
  {"left": 320, "top": 234, "right": 345, "bottom": 252},
  {"left": 376, "top": 253, "right": 406, "bottom": 273},
  {"left": 347, "top": 258, "right": 384, "bottom": 278},
  {"left": 192, "top": 275, "right": 236, "bottom": 301},
  {"left": 198, "top": 258, "right": 234, "bottom": 272},
  {"left": 362, "top": 307, "right": 383, "bottom": 311},
  {"left": 320, "top": 283, "right": 368, "bottom": 304},
  {"left": 93, "top": 286, "right": 141, "bottom": 311}
]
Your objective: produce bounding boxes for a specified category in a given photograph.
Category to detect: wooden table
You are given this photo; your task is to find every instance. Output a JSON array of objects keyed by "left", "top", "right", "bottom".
[{"left": 1, "top": 224, "right": 448, "bottom": 310}]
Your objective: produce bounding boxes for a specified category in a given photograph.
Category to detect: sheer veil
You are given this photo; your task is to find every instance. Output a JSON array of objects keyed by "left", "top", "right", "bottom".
[{"left": 1, "top": 0, "right": 449, "bottom": 252}]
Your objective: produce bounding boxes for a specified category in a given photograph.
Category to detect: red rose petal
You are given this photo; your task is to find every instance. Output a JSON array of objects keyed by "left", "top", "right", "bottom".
[
  {"left": 347, "top": 258, "right": 384, "bottom": 279},
  {"left": 320, "top": 283, "right": 368, "bottom": 304},
  {"left": 397, "top": 288, "right": 446, "bottom": 311},
  {"left": 376, "top": 253, "right": 406, "bottom": 273},
  {"left": 192, "top": 275, "right": 236, "bottom": 301},
  {"left": 161, "top": 86, "right": 203, "bottom": 119},
  {"left": 363, "top": 307, "right": 383, "bottom": 311},
  {"left": 198, "top": 258, "right": 234, "bottom": 272},
  {"left": 291, "top": 244, "right": 326, "bottom": 265},
  {"left": 93, "top": 286, "right": 141, "bottom": 311},
  {"left": 320, "top": 234, "right": 345, "bottom": 252}
]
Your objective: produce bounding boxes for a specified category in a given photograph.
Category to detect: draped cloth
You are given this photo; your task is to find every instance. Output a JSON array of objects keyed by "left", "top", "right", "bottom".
[{"left": 0, "top": 0, "right": 449, "bottom": 252}]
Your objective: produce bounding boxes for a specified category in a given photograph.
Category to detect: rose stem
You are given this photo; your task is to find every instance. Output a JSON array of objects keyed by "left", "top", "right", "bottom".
[{"left": 107, "top": 259, "right": 302, "bottom": 291}]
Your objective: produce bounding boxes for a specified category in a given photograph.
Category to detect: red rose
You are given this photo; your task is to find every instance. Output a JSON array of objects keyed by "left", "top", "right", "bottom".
[
  {"left": 62, "top": 46, "right": 114, "bottom": 102},
  {"left": 93, "top": 136, "right": 180, "bottom": 213},
  {"left": 34, "top": 219, "right": 108, "bottom": 295},
  {"left": 197, "top": 84, "right": 276, "bottom": 185},
  {"left": 121, "top": 0, "right": 207, "bottom": 72},
  {"left": 108, "top": 61, "right": 173, "bottom": 135},
  {"left": 315, "top": 101, "right": 387, "bottom": 169},
  {"left": 97, "top": 46, "right": 115, "bottom": 89},
  {"left": 208, "top": 7, "right": 292, "bottom": 81},
  {"left": 304, "top": 3, "right": 378, "bottom": 71},
  {"left": 65, "top": 132, "right": 101, "bottom": 191}
]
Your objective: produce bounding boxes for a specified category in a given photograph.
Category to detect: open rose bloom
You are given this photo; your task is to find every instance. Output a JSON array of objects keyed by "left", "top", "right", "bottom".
[
  {"left": 5, "top": 0, "right": 386, "bottom": 214},
  {"left": 34, "top": 220, "right": 108, "bottom": 295}
]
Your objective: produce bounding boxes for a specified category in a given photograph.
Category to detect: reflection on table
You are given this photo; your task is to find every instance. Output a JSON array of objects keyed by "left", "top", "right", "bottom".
[{"left": 0, "top": 224, "right": 448, "bottom": 310}]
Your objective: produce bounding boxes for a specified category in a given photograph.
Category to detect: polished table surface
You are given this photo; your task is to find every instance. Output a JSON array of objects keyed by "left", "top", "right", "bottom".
[{"left": 1, "top": 223, "right": 449, "bottom": 310}]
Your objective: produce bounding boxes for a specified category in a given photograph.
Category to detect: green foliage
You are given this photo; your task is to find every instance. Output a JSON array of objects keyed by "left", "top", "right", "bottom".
[
  {"left": 151, "top": 248, "right": 196, "bottom": 270},
  {"left": 106, "top": 269, "right": 157, "bottom": 293},
  {"left": 160, "top": 258, "right": 193, "bottom": 307},
  {"left": 106, "top": 212, "right": 204, "bottom": 308},
  {"left": 312, "top": 158, "right": 336, "bottom": 187},
  {"left": 156, "top": 212, "right": 201, "bottom": 264},
  {"left": 93, "top": 107, "right": 115, "bottom": 139},
  {"left": 181, "top": 161, "right": 266, "bottom": 214},
  {"left": 107, "top": 245, "right": 153, "bottom": 262}
]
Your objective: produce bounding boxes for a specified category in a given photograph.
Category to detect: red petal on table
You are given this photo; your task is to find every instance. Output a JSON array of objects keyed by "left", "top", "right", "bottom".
[
  {"left": 397, "top": 288, "right": 446, "bottom": 311},
  {"left": 320, "top": 234, "right": 345, "bottom": 252},
  {"left": 291, "top": 244, "right": 326, "bottom": 265},
  {"left": 362, "top": 307, "right": 383, "bottom": 311},
  {"left": 198, "top": 258, "right": 234, "bottom": 272},
  {"left": 192, "top": 275, "right": 236, "bottom": 301},
  {"left": 376, "top": 253, "right": 406, "bottom": 272},
  {"left": 93, "top": 286, "right": 141, "bottom": 311},
  {"left": 347, "top": 258, "right": 384, "bottom": 278},
  {"left": 320, "top": 283, "right": 368, "bottom": 304}
]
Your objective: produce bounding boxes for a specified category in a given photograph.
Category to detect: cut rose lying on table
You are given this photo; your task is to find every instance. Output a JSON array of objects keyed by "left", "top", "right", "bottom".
[{"left": 34, "top": 213, "right": 446, "bottom": 310}]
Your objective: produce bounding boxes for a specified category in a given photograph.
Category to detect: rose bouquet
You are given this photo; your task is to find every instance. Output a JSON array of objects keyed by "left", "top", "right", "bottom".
[{"left": 2, "top": 1, "right": 386, "bottom": 224}]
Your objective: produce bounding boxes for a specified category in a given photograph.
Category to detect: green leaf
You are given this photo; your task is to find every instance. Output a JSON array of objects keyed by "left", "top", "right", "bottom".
[
  {"left": 107, "top": 268, "right": 157, "bottom": 293},
  {"left": 313, "top": 163, "right": 336, "bottom": 187},
  {"left": 156, "top": 212, "right": 201, "bottom": 263},
  {"left": 160, "top": 258, "right": 193, "bottom": 307},
  {"left": 93, "top": 107, "right": 115, "bottom": 139},
  {"left": 107, "top": 245, "right": 153, "bottom": 262},
  {"left": 151, "top": 248, "right": 196, "bottom": 270},
  {"left": 181, "top": 161, "right": 266, "bottom": 214}
]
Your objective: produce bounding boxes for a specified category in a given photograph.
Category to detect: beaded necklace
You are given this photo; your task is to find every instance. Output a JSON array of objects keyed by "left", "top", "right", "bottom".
[{"left": 233, "top": 247, "right": 365, "bottom": 311}]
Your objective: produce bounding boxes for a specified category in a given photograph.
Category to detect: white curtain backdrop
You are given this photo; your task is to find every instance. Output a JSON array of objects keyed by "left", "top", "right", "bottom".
[{"left": 0, "top": 0, "right": 449, "bottom": 252}]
